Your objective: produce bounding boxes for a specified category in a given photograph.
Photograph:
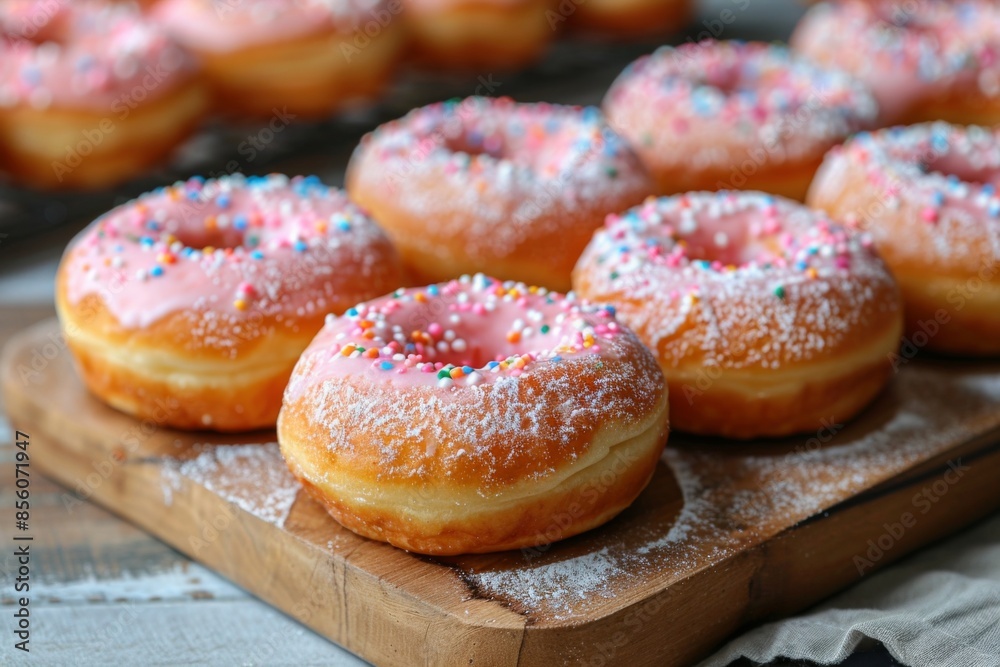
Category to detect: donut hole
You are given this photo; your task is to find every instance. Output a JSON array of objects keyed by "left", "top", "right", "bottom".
[
  {"left": 920, "top": 152, "right": 1000, "bottom": 189},
  {"left": 399, "top": 299, "right": 564, "bottom": 369},
  {"left": 698, "top": 64, "right": 743, "bottom": 96},
  {"left": 443, "top": 134, "right": 507, "bottom": 162},
  {"left": 171, "top": 226, "right": 246, "bottom": 251},
  {"left": 675, "top": 218, "right": 781, "bottom": 267}
]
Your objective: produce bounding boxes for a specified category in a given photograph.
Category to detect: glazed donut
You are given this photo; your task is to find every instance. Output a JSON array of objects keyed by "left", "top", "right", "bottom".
[
  {"left": 0, "top": 0, "right": 206, "bottom": 190},
  {"left": 401, "top": 0, "right": 554, "bottom": 70},
  {"left": 56, "top": 174, "right": 405, "bottom": 431},
  {"left": 153, "top": 0, "right": 404, "bottom": 119},
  {"left": 603, "top": 40, "right": 878, "bottom": 201},
  {"left": 792, "top": 0, "right": 1000, "bottom": 126},
  {"left": 346, "top": 96, "right": 653, "bottom": 292},
  {"left": 568, "top": 0, "right": 692, "bottom": 38},
  {"left": 277, "top": 274, "right": 669, "bottom": 555},
  {"left": 807, "top": 123, "right": 1000, "bottom": 356},
  {"left": 573, "top": 191, "right": 903, "bottom": 439}
]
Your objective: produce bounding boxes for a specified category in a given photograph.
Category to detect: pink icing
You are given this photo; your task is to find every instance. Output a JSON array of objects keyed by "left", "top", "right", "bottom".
[
  {"left": 284, "top": 274, "right": 626, "bottom": 392},
  {"left": 792, "top": 0, "right": 1000, "bottom": 123},
  {"left": 348, "top": 96, "right": 651, "bottom": 259},
  {"left": 811, "top": 122, "right": 1000, "bottom": 271},
  {"left": 62, "top": 174, "right": 399, "bottom": 350},
  {"left": 603, "top": 40, "right": 878, "bottom": 172},
  {"left": 575, "top": 191, "right": 901, "bottom": 368},
  {"left": 0, "top": 0, "right": 196, "bottom": 112},
  {"left": 153, "top": 0, "right": 386, "bottom": 53}
]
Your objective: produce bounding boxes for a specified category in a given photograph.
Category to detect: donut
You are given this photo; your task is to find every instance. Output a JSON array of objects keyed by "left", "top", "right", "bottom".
[
  {"left": 0, "top": 0, "right": 207, "bottom": 189},
  {"left": 401, "top": 0, "right": 554, "bottom": 70},
  {"left": 603, "top": 40, "right": 878, "bottom": 201},
  {"left": 568, "top": 0, "right": 692, "bottom": 39},
  {"left": 277, "top": 274, "right": 669, "bottom": 555},
  {"left": 807, "top": 123, "right": 1000, "bottom": 356},
  {"left": 573, "top": 191, "right": 903, "bottom": 439},
  {"left": 55, "top": 174, "right": 405, "bottom": 432},
  {"left": 152, "top": 0, "right": 404, "bottom": 119},
  {"left": 346, "top": 96, "right": 653, "bottom": 292},
  {"left": 792, "top": 0, "right": 1000, "bottom": 126}
]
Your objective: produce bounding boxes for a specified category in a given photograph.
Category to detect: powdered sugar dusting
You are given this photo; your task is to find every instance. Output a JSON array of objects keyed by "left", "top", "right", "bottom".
[
  {"left": 462, "top": 362, "right": 1000, "bottom": 619},
  {"left": 466, "top": 546, "right": 622, "bottom": 617},
  {"left": 161, "top": 443, "right": 299, "bottom": 527}
]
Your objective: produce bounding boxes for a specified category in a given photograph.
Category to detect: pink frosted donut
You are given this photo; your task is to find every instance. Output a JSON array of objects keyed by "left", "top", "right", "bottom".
[
  {"left": 603, "top": 40, "right": 878, "bottom": 201},
  {"left": 573, "top": 191, "right": 903, "bottom": 439},
  {"left": 604, "top": 41, "right": 876, "bottom": 199},
  {"left": 56, "top": 174, "right": 405, "bottom": 431},
  {"left": 792, "top": 0, "right": 1000, "bottom": 126},
  {"left": 347, "top": 96, "right": 654, "bottom": 292},
  {"left": 277, "top": 274, "right": 669, "bottom": 555},
  {"left": 153, "top": 0, "right": 404, "bottom": 118},
  {"left": 807, "top": 122, "right": 1000, "bottom": 355},
  {"left": 0, "top": 0, "right": 207, "bottom": 189}
]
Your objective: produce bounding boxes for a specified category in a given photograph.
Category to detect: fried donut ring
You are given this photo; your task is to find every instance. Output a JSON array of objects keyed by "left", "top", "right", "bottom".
[
  {"left": 153, "top": 0, "right": 404, "bottom": 119},
  {"left": 278, "top": 274, "right": 669, "bottom": 555},
  {"left": 569, "top": 0, "right": 692, "bottom": 38},
  {"left": 401, "top": 0, "right": 555, "bottom": 70},
  {"left": 792, "top": 0, "right": 1000, "bottom": 126},
  {"left": 347, "top": 96, "right": 653, "bottom": 292},
  {"left": 807, "top": 123, "right": 1000, "bottom": 355},
  {"left": 573, "top": 191, "right": 903, "bottom": 439},
  {"left": 56, "top": 174, "right": 405, "bottom": 431},
  {"left": 603, "top": 40, "right": 877, "bottom": 200},
  {"left": 0, "top": 0, "right": 206, "bottom": 189}
]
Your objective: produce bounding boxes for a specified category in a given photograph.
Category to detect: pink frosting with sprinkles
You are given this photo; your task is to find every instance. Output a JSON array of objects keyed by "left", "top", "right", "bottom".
[
  {"left": 61, "top": 174, "right": 401, "bottom": 351},
  {"left": 809, "top": 122, "right": 1000, "bottom": 273},
  {"left": 347, "top": 96, "right": 652, "bottom": 261},
  {"left": 792, "top": 0, "right": 1000, "bottom": 123},
  {"left": 281, "top": 274, "right": 666, "bottom": 485},
  {"left": 153, "top": 0, "right": 384, "bottom": 52},
  {"left": 285, "top": 274, "right": 632, "bottom": 391},
  {"left": 603, "top": 40, "right": 878, "bottom": 174},
  {"left": 574, "top": 192, "right": 901, "bottom": 368},
  {"left": 0, "top": 0, "right": 196, "bottom": 111}
]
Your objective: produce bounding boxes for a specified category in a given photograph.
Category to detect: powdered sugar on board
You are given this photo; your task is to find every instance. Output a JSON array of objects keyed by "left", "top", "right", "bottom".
[
  {"left": 462, "top": 362, "right": 1000, "bottom": 619},
  {"left": 161, "top": 443, "right": 299, "bottom": 528}
]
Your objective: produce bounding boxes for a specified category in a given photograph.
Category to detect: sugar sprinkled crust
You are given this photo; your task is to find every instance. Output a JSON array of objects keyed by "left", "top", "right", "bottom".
[
  {"left": 0, "top": 1, "right": 196, "bottom": 111},
  {"left": 574, "top": 191, "right": 901, "bottom": 369},
  {"left": 604, "top": 40, "right": 878, "bottom": 174},
  {"left": 792, "top": 0, "right": 1000, "bottom": 122},
  {"left": 809, "top": 122, "right": 1000, "bottom": 272},
  {"left": 347, "top": 96, "right": 652, "bottom": 262},
  {"left": 281, "top": 273, "right": 666, "bottom": 486}
]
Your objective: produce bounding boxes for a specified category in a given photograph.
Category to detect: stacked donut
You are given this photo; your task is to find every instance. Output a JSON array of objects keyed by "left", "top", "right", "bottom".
[{"left": 55, "top": 7, "right": 1000, "bottom": 556}]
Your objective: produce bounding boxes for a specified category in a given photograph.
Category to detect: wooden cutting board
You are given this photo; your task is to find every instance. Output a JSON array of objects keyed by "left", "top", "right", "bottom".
[{"left": 4, "top": 319, "right": 1000, "bottom": 667}]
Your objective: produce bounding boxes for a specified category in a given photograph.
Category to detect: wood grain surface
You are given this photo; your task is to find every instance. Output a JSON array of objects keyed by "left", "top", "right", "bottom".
[{"left": 3, "top": 319, "right": 1000, "bottom": 666}]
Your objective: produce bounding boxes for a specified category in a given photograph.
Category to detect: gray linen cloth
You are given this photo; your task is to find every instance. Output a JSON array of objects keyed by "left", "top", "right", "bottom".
[{"left": 700, "top": 512, "right": 1000, "bottom": 667}]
